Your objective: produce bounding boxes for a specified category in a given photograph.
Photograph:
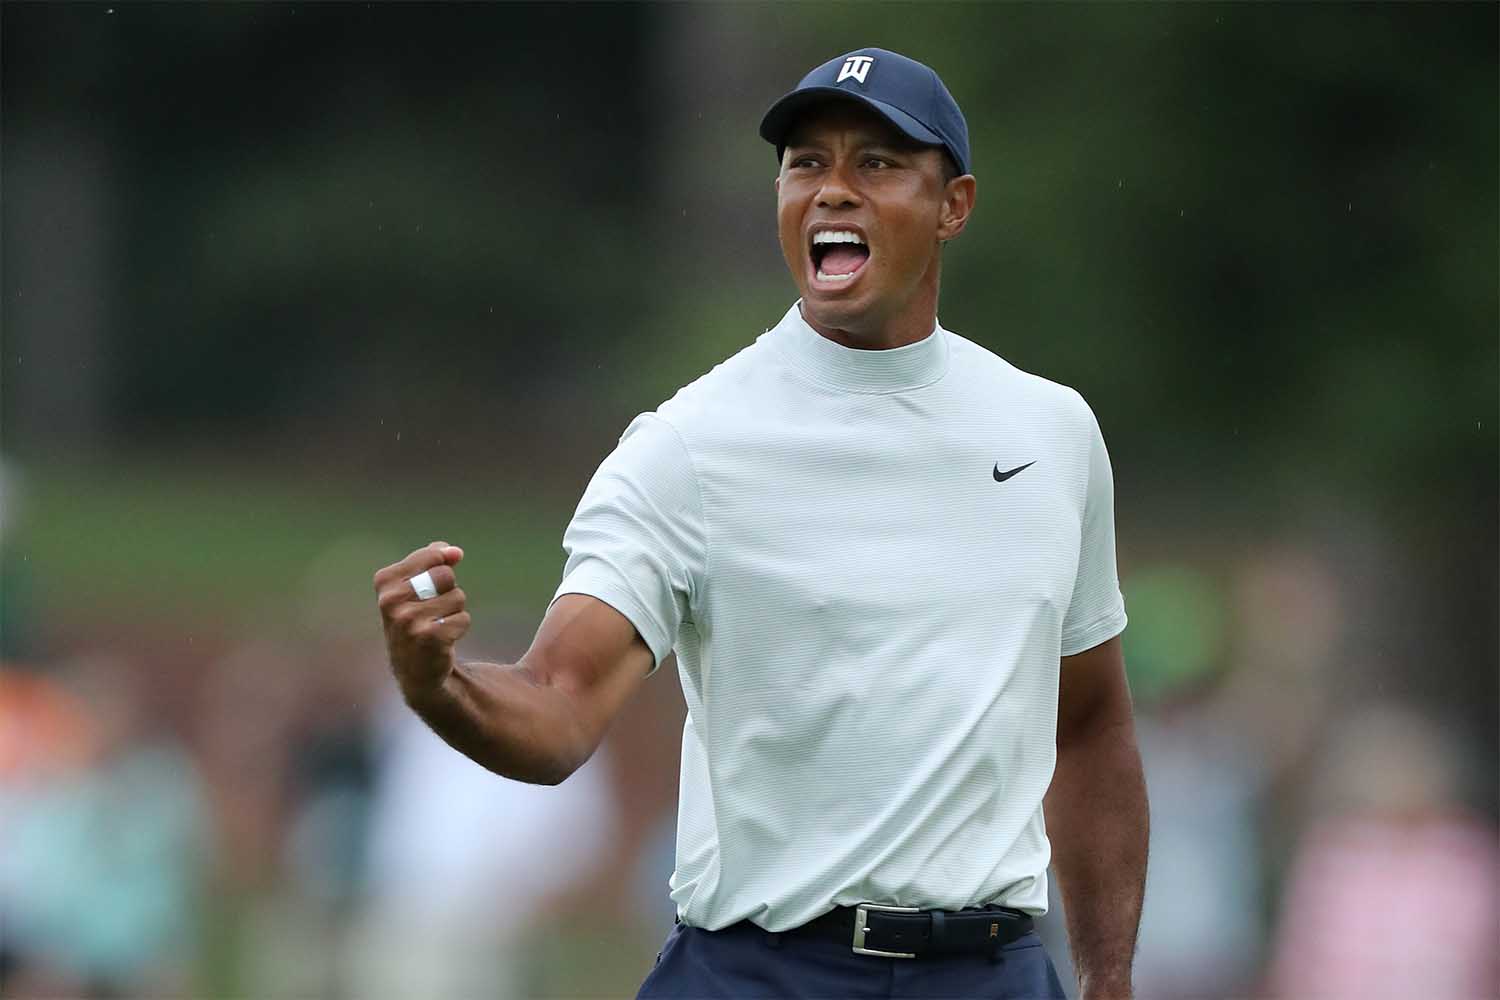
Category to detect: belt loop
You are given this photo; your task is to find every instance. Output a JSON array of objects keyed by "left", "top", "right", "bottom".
[{"left": 930, "top": 910, "right": 946, "bottom": 950}]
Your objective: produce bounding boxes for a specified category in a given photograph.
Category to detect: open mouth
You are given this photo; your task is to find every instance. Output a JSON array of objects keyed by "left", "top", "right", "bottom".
[{"left": 810, "top": 229, "right": 870, "bottom": 285}]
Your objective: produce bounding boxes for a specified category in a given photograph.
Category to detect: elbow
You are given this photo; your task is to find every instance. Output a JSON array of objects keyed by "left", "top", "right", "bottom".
[
  {"left": 501, "top": 758, "right": 575, "bottom": 786},
  {"left": 537, "top": 706, "right": 601, "bottom": 786},
  {"left": 534, "top": 758, "right": 580, "bottom": 786},
  {"left": 514, "top": 741, "right": 589, "bottom": 786}
]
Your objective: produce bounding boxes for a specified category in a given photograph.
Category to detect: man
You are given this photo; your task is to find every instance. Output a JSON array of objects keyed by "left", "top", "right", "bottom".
[{"left": 374, "top": 47, "right": 1148, "bottom": 1000}]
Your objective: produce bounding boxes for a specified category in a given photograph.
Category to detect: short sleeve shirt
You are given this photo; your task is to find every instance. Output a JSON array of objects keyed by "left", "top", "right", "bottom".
[{"left": 554, "top": 302, "right": 1127, "bottom": 931}]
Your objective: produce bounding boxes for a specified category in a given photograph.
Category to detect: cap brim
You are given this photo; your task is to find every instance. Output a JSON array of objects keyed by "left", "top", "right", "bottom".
[{"left": 759, "top": 87, "right": 946, "bottom": 159}]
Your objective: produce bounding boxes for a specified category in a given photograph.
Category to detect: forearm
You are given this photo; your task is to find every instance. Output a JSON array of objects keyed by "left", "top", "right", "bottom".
[
  {"left": 402, "top": 657, "right": 590, "bottom": 786},
  {"left": 1044, "top": 715, "right": 1149, "bottom": 1000}
]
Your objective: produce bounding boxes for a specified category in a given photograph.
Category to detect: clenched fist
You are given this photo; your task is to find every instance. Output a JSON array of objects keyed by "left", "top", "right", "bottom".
[{"left": 373, "top": 541, "right": 470, "bottom": 700}]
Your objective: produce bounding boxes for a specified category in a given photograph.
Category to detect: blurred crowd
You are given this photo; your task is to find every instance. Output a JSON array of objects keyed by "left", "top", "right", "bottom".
[
  {"left": 0, "top": 629, "right": 671, "bottom": 998},
  {"left": 0, "top": 461, "right": 682, "bottom": 998},
  {"left": 1, "top": 525, "right": 1494, "bottom": 999}
]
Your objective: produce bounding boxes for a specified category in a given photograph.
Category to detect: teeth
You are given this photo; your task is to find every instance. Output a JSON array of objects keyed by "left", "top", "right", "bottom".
[
  {"left": 812, "top": 230, "right": 865, "bottom": 246},
  {"left": 815, "top": 269, "right": 856, "bottom": 282}
]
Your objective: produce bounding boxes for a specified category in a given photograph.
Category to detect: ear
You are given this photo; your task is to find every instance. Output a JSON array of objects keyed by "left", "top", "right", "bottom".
[
  {"left": 936, "top": 174, "right": 977, "bottom": 242},
  {"left": 775, "top": 175, "right": 781, "bottom": 195}
]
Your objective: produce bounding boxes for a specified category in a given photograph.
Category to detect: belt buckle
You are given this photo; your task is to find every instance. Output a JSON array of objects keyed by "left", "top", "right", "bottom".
[{"left": 852, "top": 902, "right": 922, "bottom": 958}]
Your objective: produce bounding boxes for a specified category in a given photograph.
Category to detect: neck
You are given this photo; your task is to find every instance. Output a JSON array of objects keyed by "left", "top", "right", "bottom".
[
  {"left": 770, "top": 298, "right": 950, "bottom": 394},
  {"left": 800, "top": 265, "right": 941, "bottom": 351}
]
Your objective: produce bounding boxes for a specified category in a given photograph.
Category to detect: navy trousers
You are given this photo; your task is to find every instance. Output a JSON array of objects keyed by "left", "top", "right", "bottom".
[{"left": 637, "top": 919, "right": 1069, "bottom": 1000}]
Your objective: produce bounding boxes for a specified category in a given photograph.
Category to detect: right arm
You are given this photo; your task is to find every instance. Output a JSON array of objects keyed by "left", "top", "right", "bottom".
[{"left": 374, "top": 542, "right": 654, "bottom": 785}]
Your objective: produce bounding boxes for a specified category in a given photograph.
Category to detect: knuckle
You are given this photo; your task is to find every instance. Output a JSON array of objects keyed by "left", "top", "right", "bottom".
[
  {"left": 449, "top": 587, "right": 467, "bottom": 606},
  {"left": 430, "top": 566, "right": 456, "bottom": 592},
  {"left": 377, "top": 588, "right": 406, "bottom": 612}
]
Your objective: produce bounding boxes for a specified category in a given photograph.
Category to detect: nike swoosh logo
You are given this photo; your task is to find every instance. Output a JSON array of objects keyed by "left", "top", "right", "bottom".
[{"left": 993, "top": 461, "right": 1035, "bottom": 483}]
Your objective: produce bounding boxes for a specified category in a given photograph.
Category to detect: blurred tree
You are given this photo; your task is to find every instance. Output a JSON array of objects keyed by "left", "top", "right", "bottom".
[
  {"left": 4, "top": 2, "right": 658, "bottom": 454},
  {"left": 5, "top": 3, "right": 1493, "bottom": 501}
]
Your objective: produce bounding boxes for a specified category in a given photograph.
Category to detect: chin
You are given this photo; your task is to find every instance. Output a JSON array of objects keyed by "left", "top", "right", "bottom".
[{"left": 802, "top": 295, "right": 873, "bottom": 333}]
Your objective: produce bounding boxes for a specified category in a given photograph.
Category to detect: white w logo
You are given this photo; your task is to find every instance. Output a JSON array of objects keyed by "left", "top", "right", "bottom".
[{"left": 836, "top": 55, "right": 874, "bottom": 85}]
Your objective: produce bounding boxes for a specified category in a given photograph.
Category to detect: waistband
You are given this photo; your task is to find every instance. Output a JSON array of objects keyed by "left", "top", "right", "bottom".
[{"left": 722, "top": 903, "right": 1034, "bottom": 960}]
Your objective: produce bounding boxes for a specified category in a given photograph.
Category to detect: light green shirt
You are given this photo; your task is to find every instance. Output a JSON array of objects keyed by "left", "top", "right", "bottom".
[{"left": 555, "top": 302, "right": 1126, "bottom": 931}]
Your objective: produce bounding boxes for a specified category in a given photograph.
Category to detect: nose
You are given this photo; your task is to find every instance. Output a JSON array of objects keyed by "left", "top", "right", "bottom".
[{"left": 816, "top": 159, "right": 862, "bottom": 210}]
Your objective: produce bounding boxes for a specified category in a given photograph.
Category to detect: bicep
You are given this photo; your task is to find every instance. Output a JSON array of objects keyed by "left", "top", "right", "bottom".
[
  {"left": 520, "top": 593, "right": 655, "bottom": 758},
  {"left": 1057, "top": 634, "right": 1133, "bottom": 746}
]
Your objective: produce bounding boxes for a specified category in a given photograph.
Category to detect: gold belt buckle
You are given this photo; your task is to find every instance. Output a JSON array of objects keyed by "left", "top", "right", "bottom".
[{"left": 851, "top": 902, "right": 922, "bottom": 958}]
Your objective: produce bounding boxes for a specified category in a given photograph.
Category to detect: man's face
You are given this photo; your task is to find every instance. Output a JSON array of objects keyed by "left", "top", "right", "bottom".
[{"left": 776, "top": 102, "right": 968, "bottom": 338}]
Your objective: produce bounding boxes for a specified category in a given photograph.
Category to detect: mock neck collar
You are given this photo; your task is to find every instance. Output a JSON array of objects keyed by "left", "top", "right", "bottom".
[{"left": 766, "top": 301, "right": 951, "bottom": 394}]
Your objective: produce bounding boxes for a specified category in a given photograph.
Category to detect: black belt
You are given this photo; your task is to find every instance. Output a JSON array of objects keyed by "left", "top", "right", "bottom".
[{"left": 771, "top": 902, "right": 1034, "bottom": 959}]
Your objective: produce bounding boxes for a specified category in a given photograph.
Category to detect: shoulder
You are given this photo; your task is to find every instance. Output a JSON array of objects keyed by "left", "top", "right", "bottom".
[
  {"left": 651, "top": 332, "right": 786, "bottom": 438},
  {"left": 944, "top": 329, "right": 1099, "bottom": 436}
]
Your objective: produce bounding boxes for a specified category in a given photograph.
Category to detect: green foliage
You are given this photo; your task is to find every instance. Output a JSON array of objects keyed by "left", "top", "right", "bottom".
[
  {"left": 5, "top": 3, "right": 1495, "bottom": 515},
  {"left": 1121, "top": 565, "right": 1229, "bottom": 707},
  {"left": 21, "top": 462, "right": 577, "bottom": 627}
]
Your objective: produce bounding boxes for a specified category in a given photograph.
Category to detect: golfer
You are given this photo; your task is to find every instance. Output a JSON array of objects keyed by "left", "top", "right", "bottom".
[{"left": 374, "top": 47, "right": 1148, "bottom": 1000}]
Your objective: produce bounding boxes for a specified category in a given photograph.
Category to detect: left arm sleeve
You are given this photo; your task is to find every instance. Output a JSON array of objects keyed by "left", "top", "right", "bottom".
[{"left": 1060, "top": 399, "right": 1128, "bottom": 657}]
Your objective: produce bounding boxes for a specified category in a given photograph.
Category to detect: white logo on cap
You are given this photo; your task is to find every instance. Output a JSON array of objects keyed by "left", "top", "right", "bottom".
[{"left": 836, "top": 55, "right": 874, "bottom": 85}]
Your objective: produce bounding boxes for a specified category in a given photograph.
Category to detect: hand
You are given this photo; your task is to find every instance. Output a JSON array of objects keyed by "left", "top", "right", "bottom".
[{"left": 373, "top": 541, "right": 470, "bottom": 700}]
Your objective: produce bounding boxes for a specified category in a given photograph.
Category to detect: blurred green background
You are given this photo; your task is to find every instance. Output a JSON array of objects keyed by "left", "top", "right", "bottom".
[{"left": 3, "top": 3, "right": 1496, "bottom": 998}]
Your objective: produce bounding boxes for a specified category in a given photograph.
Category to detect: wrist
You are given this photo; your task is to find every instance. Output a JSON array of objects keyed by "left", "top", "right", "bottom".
[{"left": 398, "top": 653, "right": 458, "bottom": 710}]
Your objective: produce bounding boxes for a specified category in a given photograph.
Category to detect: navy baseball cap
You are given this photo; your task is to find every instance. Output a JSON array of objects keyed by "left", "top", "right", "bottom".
[{"left": 759, "top": 48, "right": 971, "bottom": 176}]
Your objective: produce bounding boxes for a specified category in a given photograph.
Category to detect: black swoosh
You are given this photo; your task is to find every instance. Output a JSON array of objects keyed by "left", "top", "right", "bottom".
[{"left": 993, "top": 461, "right": 1035, "bottom": 483}]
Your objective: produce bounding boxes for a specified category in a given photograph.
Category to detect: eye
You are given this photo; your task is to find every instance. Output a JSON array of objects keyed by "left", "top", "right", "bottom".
[
  {"left": 863, "top": 157, "right": 891, "bottom": 169},
  {"left": 789, "top": 155, "right": 821, "bottom": 169}
]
